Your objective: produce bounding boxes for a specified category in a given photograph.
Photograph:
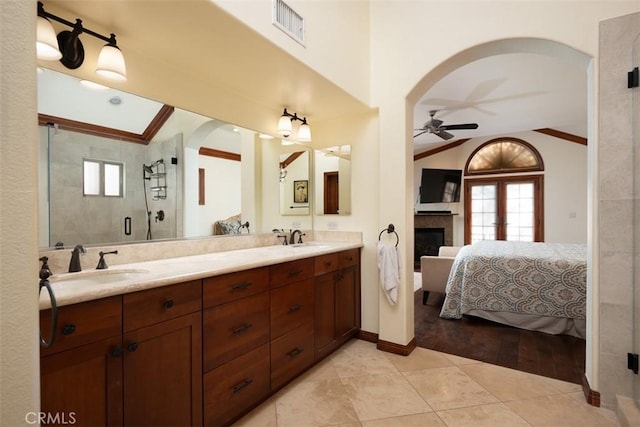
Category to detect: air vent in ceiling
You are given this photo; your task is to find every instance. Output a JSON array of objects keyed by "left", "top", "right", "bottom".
[{"left": 272, "top": 0, "right": 305, "bottom": 46}]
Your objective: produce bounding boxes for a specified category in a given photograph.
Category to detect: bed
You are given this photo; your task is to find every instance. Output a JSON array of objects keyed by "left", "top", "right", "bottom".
[{"left": 439, "top": 240, "right": 587, "bottom": 339}]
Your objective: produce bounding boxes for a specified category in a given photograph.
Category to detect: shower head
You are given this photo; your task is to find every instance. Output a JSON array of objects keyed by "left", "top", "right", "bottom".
[{"left": 143, "top": 164, "right": 154, "bottom": 174}]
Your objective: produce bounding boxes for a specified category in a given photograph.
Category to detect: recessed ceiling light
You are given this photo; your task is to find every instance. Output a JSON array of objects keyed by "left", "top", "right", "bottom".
[
  {"left": 80, "top": 80, "right": 109, "bottom": 90},
  {"left": 109, "top": 96, "right": 123, "bottom": 105}
]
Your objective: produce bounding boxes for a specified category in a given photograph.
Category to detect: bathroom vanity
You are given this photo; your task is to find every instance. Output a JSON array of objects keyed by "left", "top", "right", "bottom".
[{"left": 39, "top": 242, "right": 361, "bottom": 426}]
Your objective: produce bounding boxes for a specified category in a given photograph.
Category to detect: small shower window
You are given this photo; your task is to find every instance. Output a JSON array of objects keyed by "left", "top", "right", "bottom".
[{"left": 83, "top": 159, "right": 123, "bottom": 197}]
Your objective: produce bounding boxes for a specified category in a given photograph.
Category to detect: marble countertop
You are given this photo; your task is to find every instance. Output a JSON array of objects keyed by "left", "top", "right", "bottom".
[{"left": 39, "top": 241, "right": 362, "bottom": 310}]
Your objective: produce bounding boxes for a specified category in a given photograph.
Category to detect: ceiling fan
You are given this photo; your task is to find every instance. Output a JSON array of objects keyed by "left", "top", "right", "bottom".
[{"left": 413, "top": 110, "right": 479, "bottom": 140}]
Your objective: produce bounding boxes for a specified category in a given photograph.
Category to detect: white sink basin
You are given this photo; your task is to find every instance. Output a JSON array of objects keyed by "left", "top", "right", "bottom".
[{"left": 50, "top": 269, "right": 149, "bottom": 286}]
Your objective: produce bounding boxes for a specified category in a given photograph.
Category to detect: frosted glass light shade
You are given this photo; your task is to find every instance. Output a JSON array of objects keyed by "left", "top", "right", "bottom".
[
  {"left": 96, "top": 44, "right": 127, "bottom": 81},
  {"left": 278, "top": 115, "right": 293, "bottom": 136},
  {"left": 297, "top": 122, "right": 312, "bottom": 142},
  {"left": 36, "top": 16, "right": 62, "bottom": 60}
]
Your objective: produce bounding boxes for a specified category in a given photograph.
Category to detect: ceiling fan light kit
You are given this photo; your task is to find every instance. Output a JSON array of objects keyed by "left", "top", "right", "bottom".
[
  {"left": 414, "top": 110, "right": 478, "bottom": 140},
  {"left": 36, "top": 1, "right": 127, "bottom": 82}
]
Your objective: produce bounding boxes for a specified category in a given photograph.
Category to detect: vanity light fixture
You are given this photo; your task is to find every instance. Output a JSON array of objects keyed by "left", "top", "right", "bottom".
[
  {"left": 36, "top": 1, "right": 127, "bottom": 81},
  {"left": 277, "top": 108, "right": 312, "bottom": 142}
]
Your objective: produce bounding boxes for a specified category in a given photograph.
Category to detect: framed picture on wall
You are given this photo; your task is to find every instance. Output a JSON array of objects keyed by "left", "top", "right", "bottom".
[{"left": 294, "top": 180, "right": 308, "bottom": 203}]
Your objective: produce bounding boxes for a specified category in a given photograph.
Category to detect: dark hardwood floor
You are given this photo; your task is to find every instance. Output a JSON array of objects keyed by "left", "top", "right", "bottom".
[{"left": 414, "top": 290, "right": 585, "bottom": 384}]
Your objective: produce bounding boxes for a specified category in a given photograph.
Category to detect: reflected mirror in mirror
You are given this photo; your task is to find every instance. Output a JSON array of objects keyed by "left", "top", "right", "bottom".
[
  {"left": 37, "top": 68, "right": 256, "bottom": 249},
  {"left": 314, "top": 145, "right": 351, "bottom": 215},
  {"left": 279, "top": 150, "right": 310, "bottom": 216}
]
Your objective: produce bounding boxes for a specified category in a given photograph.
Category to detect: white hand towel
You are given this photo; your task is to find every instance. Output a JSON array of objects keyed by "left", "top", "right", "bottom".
[{"left": 377, "top": 240, "right": 400, "bottom": 305}]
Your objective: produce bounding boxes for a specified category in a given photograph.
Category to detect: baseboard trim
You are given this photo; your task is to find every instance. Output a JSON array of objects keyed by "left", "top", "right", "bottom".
[
  {"left": 377, "top": 337, "right": 417, "bottom": 356},
  {"left": 582, "top": 374, "right": 601, "bottom": 407},
  {"left": 357, "top": 330, "right": 378, "bottom": 343}
]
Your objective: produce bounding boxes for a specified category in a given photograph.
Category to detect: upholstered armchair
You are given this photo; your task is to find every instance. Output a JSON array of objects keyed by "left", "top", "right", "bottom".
[{"left": 420, "top": 246, "right": 461, "bottom": 305}]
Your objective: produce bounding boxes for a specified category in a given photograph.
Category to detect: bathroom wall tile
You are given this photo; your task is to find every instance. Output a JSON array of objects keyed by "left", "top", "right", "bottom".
[
  {"left": 599, "top": 146, "right": 633, "bottom": 201},
  {"left": 341, "top": 373, "right": 432, "bottom": 421},
  {"left": 505, "top": 393, "right": 616, "bottom": 426},
  {"left": 599, "top": 302, "right": 632, "bottom": 356},
  {"left": 459, "top": 363, "right": 562, "bottom": 402},
  {"left": 435, "top": 402, "right": 529, "bottom": 427},
  {"left": 599, "top": 251, "right": 633, "bottom": 305},
  {"left": 599, "top": 352, "right": 634, "bottom": 409},
  {"left": 599, "top": 199, "right": 633, "bottom": 253},
  {"left": 404, "top": 366, "right": 498, "bottom": 411}
]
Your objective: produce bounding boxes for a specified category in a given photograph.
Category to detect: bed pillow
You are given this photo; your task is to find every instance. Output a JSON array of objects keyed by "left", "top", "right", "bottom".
[{"left": 218, "top": 220, "right": 242, "bottom": 235}]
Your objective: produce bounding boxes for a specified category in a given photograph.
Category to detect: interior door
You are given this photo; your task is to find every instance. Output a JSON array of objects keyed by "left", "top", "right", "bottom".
[
  {"left": 324, "top": 171, "right": 339, "bottom": 214},
  {"left": 464, "top": 175, "right": 543, "bottom": 244}
]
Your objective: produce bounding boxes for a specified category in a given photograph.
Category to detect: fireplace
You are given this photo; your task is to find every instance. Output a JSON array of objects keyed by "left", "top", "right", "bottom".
[{"left": 414, "top": 227, "right": 445, "bottom": 268}]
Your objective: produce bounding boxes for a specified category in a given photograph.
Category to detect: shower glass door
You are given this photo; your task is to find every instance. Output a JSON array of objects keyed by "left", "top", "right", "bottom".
[{"left": 633, "top": 31, "right": 640, "bottom": 408}]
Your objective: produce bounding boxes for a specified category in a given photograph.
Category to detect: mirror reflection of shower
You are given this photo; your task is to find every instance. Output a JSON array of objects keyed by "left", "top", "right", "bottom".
[{"left": 143, "top": 159, "right": 167, "bottom": 240}]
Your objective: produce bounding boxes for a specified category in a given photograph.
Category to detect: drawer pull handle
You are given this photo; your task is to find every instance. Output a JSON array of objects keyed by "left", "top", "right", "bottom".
[
  {"left": 347, "top": 256, "right": 353, "bottom": 261},
  {"left": 288, "top": 269, "right": 302, "bottom": 277},
  {"left": 61, "top": 324, "right": 76, "bottom": 335},
  {"left": 163, "top": 299, "right": 175, "bottom": 309},
  {"left": 232, "top": 379, "right": 253, "bottom": 394},
  {"left": 232, "top": 323, "right": 253, "bottom": 335},
  {"left": 111, "top": 347, "right": 123, "bottom": 358},
  {"left": 325, "top": 261, "right": 332, "bottom": 267},
  {"left": 127, "top": 342, "right": 138, "bottom": 352},
  {"left": 231, "top": 281, "right": 251, "bottom": 291},
  {"left": 288, "top": 347, "right": 304, "bottom": 359},
  {"left": 288, "top": 304, "right": 302, "bottom": 314}
]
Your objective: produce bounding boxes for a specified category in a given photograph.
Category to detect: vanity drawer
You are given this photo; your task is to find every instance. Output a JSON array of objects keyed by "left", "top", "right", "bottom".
[
  {"left": 271, "top": 278, "right": 314, "bottom": 339},
  {"left": 314, "top": 253, "right": 339, "bottom": 276},
  {"left": 40, "top": 296, "right": 122, "bottom": 356},
  {"left": 269, "top": 258, "right": 314, "bottom": 288},
  {"left": 123, "top": 280, "right": 202, "bottom": 331},
  {"left": 203, "top": 267, "right": 269, "bottom": 308},
  {"left": 204, "top": 343, "right": 270, "bottom": 427},
  {"left": 338, "top": 249, "right": 359, "bottom": 269},
  {"left": 203, "top": 292, "right": 270, "bottom": 372},
  {"left": 270, "top": 323, "right": 315, "bottom": 391}
]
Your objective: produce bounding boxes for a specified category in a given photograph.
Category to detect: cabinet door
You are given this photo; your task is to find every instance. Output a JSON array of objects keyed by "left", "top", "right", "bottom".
[
  {"left": 336, "top": 265, "right": 358, "bottom": 342},
  {"left": 314, "top": 272, "right": 337, "bottom": 360},
  {"left": 123, "top": 312, "right": 202, "bottom": 426},
  {"left": 41, "top": 335, "right": 123, "bottom": 426}
]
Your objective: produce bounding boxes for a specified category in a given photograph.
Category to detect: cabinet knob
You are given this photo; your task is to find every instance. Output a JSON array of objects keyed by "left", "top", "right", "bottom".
[
  {"left": 127, "top": 342, "right": 139, "bottom": 352},
  {"left": 163, "top": 299, "right": 175, "bottom": 309},
  {"left": 288, "top": 347, "right": 304, "bottom": 359},
  {"left": 111, "top": 347, "right": 123, "bottom": 357},
  {"left": 288, "top": 304, "right": 302, "bottom": 314},
  {"left": 61, "top": 323, "right": 76, "bottom": 335},
  {"left": 232, "top": 323, "right": 253, "bottom": 335},
  {"left": 231, "top": 379, "right": 253, "bottom": 394}
]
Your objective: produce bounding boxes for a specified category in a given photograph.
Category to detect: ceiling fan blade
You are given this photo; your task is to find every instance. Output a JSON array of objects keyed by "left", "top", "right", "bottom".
[
  {"left": 440, "top": 123, "right": 478, "bottom": 131},
  {"left": 435, "top": 130, "right": 454, "bottom": 140},
  {"left": 413, "top": 130, "right": 429, "bottom": 138}
]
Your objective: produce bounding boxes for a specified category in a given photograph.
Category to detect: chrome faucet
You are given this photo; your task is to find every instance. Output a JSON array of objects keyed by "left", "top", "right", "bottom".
[
  {"left": 96, "top": 250, "right": 118, "bottom": 269},
  {"left": 68, "top": 245, "right": 86, "bottom": 273},
  {"left": 289, "top": 229, "right": 305, "bottom": 245}
]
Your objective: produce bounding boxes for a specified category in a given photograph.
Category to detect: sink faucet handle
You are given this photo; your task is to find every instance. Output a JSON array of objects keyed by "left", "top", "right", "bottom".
[
  {"left": 297, "top": 232, "right": 306, "bottom": 244},
  {"left": 96, "top": 250, "right": 118, "bottom": 270},
  {"left": 39, "top": 256, "right": 52, "bottom": 280}
]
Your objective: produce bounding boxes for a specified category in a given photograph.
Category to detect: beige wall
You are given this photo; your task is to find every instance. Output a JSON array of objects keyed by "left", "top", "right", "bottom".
[{"left": 1, "top": 1, "right": 40, "bottom": 424}]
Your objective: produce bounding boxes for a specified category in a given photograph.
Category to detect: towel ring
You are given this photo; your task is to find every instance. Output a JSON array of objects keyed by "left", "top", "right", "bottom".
[{"left": 378, "top": 224, "right": 399, "bottom": 247}]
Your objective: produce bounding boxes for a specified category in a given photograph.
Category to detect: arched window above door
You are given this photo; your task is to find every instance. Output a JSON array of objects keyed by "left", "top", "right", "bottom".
[{"left": 465, "top": 137, "right": 544, "bottom": 175}]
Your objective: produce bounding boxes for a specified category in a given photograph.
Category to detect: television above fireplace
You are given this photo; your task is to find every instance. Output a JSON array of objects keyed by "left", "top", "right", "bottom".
[{"left": 419, "top": 168, "right": 462, "bottom": 203}]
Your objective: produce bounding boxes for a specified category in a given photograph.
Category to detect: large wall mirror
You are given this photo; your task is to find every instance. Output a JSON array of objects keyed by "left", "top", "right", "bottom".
[
  {"left": 37, "top": 68, "right": 257, "bottom": 249},
  {"left": 279, "top": 150, "right": 310, "bottom": 216},
  {"left": 314, "top": 145, "right": 351, "bottom": 215}
]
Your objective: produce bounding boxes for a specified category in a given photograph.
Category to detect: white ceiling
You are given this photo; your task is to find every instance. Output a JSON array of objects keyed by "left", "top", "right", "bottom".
[{"left": 413, "top": 52, "right": 588, "bottom": 154}]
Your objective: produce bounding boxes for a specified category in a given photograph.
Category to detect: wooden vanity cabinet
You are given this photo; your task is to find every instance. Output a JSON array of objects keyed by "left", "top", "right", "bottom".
[
  {"left": 122, "top": 280, "right": 202, "bottom": 427},
  {"left": 203, "top": 268, "right": 271, "bottom": 426},
  {"left": 40, "top": 296, "right": 124, "bottom": 426},
  {"left": 314, "top": 249, "right": 361, "bottom": 361}
]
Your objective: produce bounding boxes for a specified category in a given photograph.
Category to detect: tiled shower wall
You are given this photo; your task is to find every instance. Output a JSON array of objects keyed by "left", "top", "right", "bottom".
[
  {"left": 41, "top": 127, "right": 180, "bottom": 248},
  {"left": 598, "top": 11, "right": 639, "bottom": 408}
]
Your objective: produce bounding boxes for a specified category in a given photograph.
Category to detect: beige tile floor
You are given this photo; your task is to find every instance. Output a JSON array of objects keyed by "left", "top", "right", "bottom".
[{"left": 234, "top": 339, "right": 618, "bottom": 427}]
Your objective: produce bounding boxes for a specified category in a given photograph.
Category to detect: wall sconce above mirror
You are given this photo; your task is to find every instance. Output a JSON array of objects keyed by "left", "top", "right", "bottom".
[{"left": 277, "top": 108, "right": 311, "bottom": 142}]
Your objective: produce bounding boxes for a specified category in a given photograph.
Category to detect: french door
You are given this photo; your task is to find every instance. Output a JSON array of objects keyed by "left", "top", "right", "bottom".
[{"left": 464, "top": 175, "right": 544, "bottom": 244}]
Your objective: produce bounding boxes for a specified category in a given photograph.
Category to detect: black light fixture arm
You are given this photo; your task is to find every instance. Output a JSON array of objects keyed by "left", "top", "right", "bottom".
[
  {"left": 281, "top": 108, "right": 308, "bottom": 125},
  {"left": 38, "top": 1, "right": 118, "bottom": 45}
]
